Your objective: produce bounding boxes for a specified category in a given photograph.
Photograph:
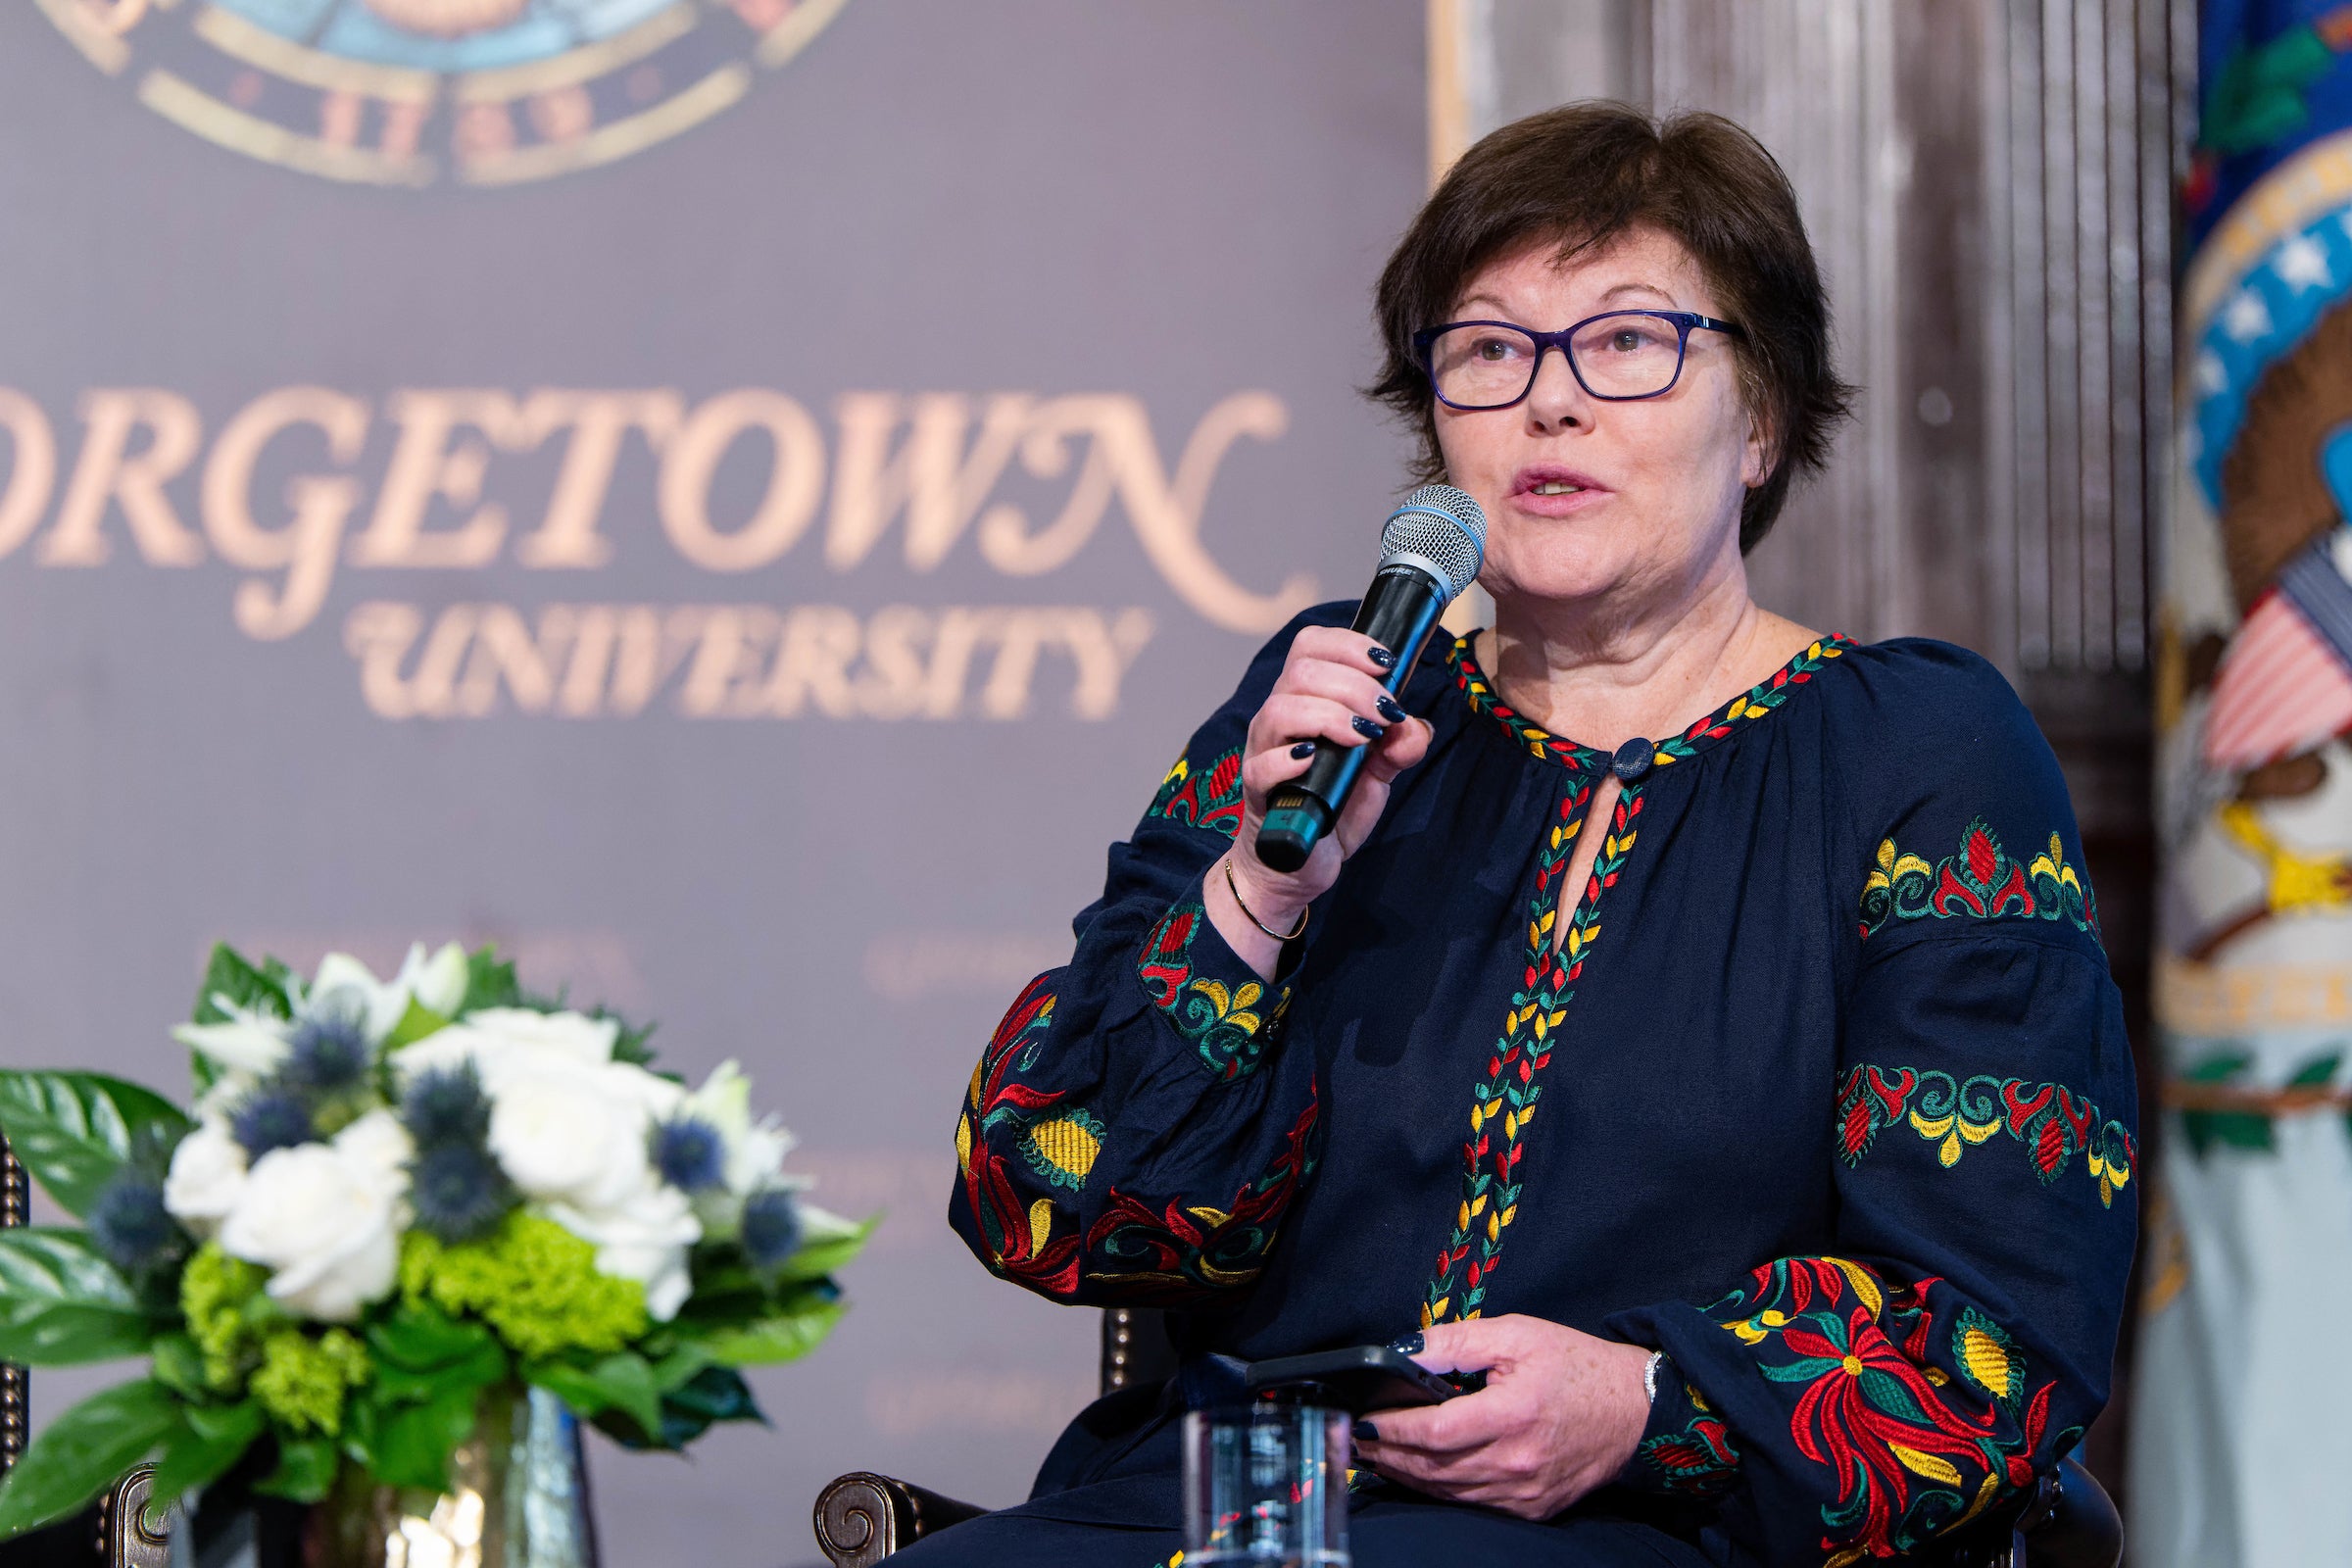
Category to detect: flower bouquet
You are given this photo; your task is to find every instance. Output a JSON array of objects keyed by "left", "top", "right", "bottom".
[{"left": 0, "top": 941, "right": 866, "bottom": 1555}]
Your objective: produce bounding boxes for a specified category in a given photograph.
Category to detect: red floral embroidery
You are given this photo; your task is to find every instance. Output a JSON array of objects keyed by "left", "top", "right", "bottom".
[
  {"left": 1835, "top": 1063, "right": 2135, "bottom": 1206},
  {"left": 1148, "top": 746, "right": 1246, "bottom": 838},
  {"left": 1083, "top": 1094, "right": 1318, "bottom": 1301},
  {"left": 1715, "top": 1258, "right": 2071, "bottom": 1564},
  {"left": 956, "top": 976, "right": 1084, "bottom": 1297},
  {"left": 1861, "top": 820, "right": 2099, "bottom": 942},
  {"left": 957, "top": 972, "right": 1313, "bottom": 1304}
]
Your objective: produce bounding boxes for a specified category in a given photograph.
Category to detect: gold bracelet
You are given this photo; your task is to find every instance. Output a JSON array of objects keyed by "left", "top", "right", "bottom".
[{"left": 1224, "top": 857, "right": 1310, "bottom": 942}]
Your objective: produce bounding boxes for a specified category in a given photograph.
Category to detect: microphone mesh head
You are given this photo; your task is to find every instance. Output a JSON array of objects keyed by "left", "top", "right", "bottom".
[{"left": 1381, "top": 484, "right": 1488, "bottom": 602}]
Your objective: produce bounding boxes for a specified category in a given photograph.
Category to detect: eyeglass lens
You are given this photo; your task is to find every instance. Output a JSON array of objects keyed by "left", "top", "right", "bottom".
[{"left": 1427, "top": 316, "right": 1688, "bottom": 407}]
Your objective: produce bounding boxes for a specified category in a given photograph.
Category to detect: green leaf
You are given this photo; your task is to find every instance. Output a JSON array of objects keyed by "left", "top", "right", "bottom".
[
  {"left": 772, "top": 1213, "right": 878, "bottom": 1284},
  {"left": 2183, "top": 1052, "right": 2254, "bottom": 1084},
  {"left": 254, "top": 1435, "right": 336, "bottom": 1503},
  {"left": 0, "top": 1379, "right": 180, "bottom": 1540},
  {"left": 0, "top": 1073, "right": 190, "bottom": 1218},
  {"left": 606, "top": 1014, "right": 658, "bottom": 1067},
  {"left": 525, "top": 1352, "right": 661, "bottom": 1439},
  {"left": 150, "top": 1334, "right": 210, "bottom": 1399},
  {"left": 361, "top": 1384, "right": 482, "bottom": 1493},
  {"left": 653, "top": 1366, "right": 763, "bottom": 1449},
  {"left": 461, "top": 949, "right": 520, "bottom": 1014},
  {"left": 2288, "top": 1053, "right": 2344, "bottom": 1090},
  {"left": 186, "top": 946, "right": 295, "bottom": 1095},
  {"left": 368, "top": 1305, "right": 504, "bottom": 1379},
  {"left": 189, "top": 944, "right": 294, "bottom": 1027},
  {"left": 0, "top": 1228, "right": 152, "bottom": 1365},
  {"left": 384, "top": 999, "right": 453, "bottom": 1051},
  {"left": 691, "top": 1297, "right": 845, "bottom": 1367},
  {"left": 145, "top": 1402, "right": 264, "bottom": 1514},
  {"left": 365, "top": 1310, "right": 507, "bottom": 1420}
]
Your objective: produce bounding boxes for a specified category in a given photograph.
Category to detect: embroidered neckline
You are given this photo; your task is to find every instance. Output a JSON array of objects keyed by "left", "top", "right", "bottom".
[{"left": 1446, "top": 631, "right": 1855, "bottom": 773}]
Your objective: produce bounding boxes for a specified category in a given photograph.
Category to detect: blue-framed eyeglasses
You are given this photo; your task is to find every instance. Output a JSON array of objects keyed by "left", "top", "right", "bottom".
[{"left": 1412, "top": 311, "right": 1746, "bottom": 410}]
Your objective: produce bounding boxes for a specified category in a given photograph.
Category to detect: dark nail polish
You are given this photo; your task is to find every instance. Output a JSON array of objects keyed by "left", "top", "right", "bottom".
[
  {"left": 1366, "top": 645, "right": 1396, "bottom": 669},
  {"left": 1352, "top": 1419, "right": 1379, "bottom": 1444},
  {"left": 1388, "top": 1332, "right": 1424, "bottom": 1356},
  {"left": 1376, "top": 696, "right": 1405, "bottom": 724},
  {"left": 1350, "top": 715, "right": 1385, "bottom": 741},
  {"left": 1289, "top": 740, "right": 1316, "bottom": 760}
]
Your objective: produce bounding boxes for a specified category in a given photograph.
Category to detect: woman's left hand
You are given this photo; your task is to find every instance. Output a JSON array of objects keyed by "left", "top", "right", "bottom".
[{"left": 1353, "top": 1315, "right": 1654, "bottom": 1520}]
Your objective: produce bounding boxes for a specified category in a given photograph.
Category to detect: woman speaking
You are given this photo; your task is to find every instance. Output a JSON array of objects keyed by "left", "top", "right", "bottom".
[{"left": 921, "top": 102, "right": 2136, "bottom": 1568}]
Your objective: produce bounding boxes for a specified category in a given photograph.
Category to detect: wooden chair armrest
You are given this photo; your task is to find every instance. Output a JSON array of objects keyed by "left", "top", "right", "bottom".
[{"left": 812, "top": 1472, "right": 987, "bottom": 1567}]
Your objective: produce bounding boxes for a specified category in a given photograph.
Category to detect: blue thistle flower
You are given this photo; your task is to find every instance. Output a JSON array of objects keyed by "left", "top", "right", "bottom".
[
  {"left": 740, "top": 1188, "right": 802, "bottom": 1270},
  {"left": 401, "top": 1064, "right": 492, "bottom": 1149},
  {"left": 650, "top": 1115, "right": 725, "bottom": 1194},
  {"left": 87, "top": 1168, "right": 183, "bottom": 1274},
  {"left": 408, "top": 1141, "right": 517, "bottom": 1244},
  {"left": 283, "top": 1005, "right": 371, "bottom": 1097},
  {"left": 230, "top": 1089, "right": 316, "bottom": 1159}
]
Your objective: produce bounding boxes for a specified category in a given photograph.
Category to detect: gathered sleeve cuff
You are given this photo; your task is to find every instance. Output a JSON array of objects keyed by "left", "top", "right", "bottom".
[{"left": 947, "top": 606, "right": 1352, "bottom": 1307}]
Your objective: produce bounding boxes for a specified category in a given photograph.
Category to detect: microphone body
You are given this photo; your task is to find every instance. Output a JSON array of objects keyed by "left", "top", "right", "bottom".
[{"left": 1255, "top": 486, "right": 1487, "bottom": 874}]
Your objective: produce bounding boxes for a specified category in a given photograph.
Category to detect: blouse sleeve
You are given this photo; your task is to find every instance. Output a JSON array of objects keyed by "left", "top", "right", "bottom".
[
  {"left": 948, "top": 606, "right": 1349, "bottom": 1306},
  {"left": 1606, "top": 653, "right": 2139, "bottom": 1567}
]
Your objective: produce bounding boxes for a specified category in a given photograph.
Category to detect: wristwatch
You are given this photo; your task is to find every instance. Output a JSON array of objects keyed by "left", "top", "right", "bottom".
[{"left": 1642, "top": 1349, "right": 1666, "bottom": 1404}]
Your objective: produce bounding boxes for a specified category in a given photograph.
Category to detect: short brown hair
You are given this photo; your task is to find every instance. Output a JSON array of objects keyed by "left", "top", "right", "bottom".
[{"left": 1369, "top": 102, "right": 1853, "bottom": 553}]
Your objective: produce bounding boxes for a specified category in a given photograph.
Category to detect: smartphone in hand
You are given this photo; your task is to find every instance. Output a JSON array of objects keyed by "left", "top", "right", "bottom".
[{"left": 1243, "top": 1345, "right": 1461, "bottom": 1414}]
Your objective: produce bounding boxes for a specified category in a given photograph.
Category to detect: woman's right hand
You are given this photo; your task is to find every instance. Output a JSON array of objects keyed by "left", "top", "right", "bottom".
[{"left": 1210, "top": 627, "right": 1433, "bottom": 972}]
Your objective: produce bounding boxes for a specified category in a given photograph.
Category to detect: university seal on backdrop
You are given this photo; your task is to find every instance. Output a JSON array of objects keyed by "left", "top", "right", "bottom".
[{"left": 34, "top": 0, "right": 849, "bottom": 185}]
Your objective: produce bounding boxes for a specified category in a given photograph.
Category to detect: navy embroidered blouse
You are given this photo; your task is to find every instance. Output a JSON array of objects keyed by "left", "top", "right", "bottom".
[{"left": 949, "top": 604, "right": 2137, "bottom": 1567}]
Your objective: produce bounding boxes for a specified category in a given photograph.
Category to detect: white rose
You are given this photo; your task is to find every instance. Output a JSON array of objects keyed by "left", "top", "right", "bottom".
[
  {"left": 219, "top": 1125, "right": 408, "bottom": 1322},
  {"left": 462, "top": 1008, "right": 620, "bottom": 1067},
  {"left": 331, "top": 1109, "right": 415, "bottom": 1200},
  {"left": 543, "top": 1184, "right": 701, "bottom": 1322},
  {"left": 392, "top": 1008, "right": 622, "bottom": 1091},
  {"left": 162, "top": 1119, "right": 248, "bottom": 1237},
  {"left": 486, "top": 1061, "right": 662, "bottom": 1210}
]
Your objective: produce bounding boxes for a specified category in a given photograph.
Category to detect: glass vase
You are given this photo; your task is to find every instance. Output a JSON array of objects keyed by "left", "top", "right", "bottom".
[{"left": 302, "top": 1386, "right": 597, "bottom": 1568}]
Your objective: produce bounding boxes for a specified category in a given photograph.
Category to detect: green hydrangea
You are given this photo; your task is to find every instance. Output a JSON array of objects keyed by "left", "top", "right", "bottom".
[
  {"left": 180, "top": 1243, "right": 268, "bottom": 1391},
  {"left": 251, "top": 1327, "right": 369, "bottom": 1435},
  {"left": 400, "top": 1211, "right": 647, "bottom": 1359}
]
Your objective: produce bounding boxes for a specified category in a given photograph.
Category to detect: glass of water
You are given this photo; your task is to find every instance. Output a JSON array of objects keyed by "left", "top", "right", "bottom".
[{"left": 1181, "top": 1400, "right": 1350, "bottom": 1567}]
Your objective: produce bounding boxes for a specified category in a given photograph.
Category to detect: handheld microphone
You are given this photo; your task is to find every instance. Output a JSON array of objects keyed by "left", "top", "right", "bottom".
[{"left": 1254, "top": 484, "right": 1487, "bottom": 873}]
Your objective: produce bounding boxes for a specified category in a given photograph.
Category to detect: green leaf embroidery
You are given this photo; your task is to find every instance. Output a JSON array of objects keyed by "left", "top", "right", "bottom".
[
  {"left": 0, "top": 1379, "right": 181, "bottom": 1539},
  {"left": 0, "top": 1228, "right": 152, "bottom": 1365},
  {"left": 0, "top": 1071, "right": 190, "bottom": 1218}
]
